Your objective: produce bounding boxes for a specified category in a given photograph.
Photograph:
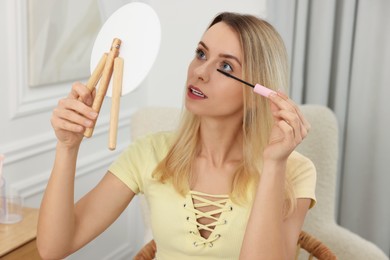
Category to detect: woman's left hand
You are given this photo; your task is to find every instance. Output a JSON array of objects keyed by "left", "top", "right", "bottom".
[{"left": 263, "top": 91, "right": 311, "bottom": 162}]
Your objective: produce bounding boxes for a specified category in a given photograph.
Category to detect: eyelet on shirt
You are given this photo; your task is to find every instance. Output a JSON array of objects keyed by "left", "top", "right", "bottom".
[{"left": 208, "top": 242, "right": 213, "bottom": 247}]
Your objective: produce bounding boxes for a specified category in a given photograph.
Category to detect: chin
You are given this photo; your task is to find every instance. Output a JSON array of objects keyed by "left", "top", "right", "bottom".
[
  {"left": 185, "top": 99, "right": 243, "bottom": 118},
  {"left": 184, "top": 101, "right": 199, "bottom": 114},
  {"left": 184, "top": 101, "right": 207, "bottom": 116}
]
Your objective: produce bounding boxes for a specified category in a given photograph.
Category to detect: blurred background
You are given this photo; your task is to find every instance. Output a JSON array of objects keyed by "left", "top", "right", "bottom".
[{"left": 0, "top": 0, "right": 388, "bottom": 258}]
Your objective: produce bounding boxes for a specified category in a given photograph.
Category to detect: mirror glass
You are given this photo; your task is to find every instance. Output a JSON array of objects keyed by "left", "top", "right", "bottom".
[{"left": 90, "top": 2, "right": 161, "bottom": 97}]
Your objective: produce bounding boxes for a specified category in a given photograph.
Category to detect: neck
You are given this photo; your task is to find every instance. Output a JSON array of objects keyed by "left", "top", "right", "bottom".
[{"left": 198, "top": 116, "right": 243, "bottom": 167}]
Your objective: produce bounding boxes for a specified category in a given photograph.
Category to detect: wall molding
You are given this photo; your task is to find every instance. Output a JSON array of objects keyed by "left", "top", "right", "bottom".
[
  {"left": 6, "top": 0, "right": 72, "bottom": 119},
  {"left": 10, "top": 139, "right": 128, "bottom": 200},
  {"left": 2, "top": 108, "right": 135, "bottom": 165},
  {"left": 6, "top": 0, "right": 100, "bottom": 120}
]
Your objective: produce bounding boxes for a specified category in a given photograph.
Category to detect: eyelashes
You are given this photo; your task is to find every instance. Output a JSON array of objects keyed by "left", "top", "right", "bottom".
[
  {"left": 195, "top": 48, "right": 206, "bottom": 60},
  {"left": 221, "top": 62, "right": 233, "bottom": 72},
  {"left": 195, "top": 47, "right": 234, "bottom": 73}
]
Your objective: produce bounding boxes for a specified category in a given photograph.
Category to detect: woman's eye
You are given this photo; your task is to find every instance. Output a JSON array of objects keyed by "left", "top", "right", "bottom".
[
  {"left": 221, "top": 62, "right": 233, "bottom": 72},
  {"left": 195, "top": 48, "right": 206, "bottom": 60}
]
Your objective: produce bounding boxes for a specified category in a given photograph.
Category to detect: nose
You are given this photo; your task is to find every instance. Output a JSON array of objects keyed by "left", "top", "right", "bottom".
[{"left": 193, "top": 61, "right": 212, "bottom": 82}]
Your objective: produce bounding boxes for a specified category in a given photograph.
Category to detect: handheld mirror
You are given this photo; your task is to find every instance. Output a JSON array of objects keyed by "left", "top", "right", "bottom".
[
  {"left": 84, "top": 2, "right": 161, "bottom": 149},
  {"left": 91, "top": 2, "right": 160, "bottom": 97}
]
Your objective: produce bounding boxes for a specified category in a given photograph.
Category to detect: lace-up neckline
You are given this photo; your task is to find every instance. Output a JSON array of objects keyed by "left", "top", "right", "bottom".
[{"left": 184, "top": 190, "right": 233, "bottom": 247}]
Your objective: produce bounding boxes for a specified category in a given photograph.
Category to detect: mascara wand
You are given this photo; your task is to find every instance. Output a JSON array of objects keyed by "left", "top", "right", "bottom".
[{"left": 216, "top": 69, "right": 276, "bottom": 97}]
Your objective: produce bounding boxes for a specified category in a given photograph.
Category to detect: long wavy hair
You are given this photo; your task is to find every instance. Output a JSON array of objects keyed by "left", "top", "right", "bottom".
[{"left": 153, "top": 12, "right": 295, "bottom": 215}]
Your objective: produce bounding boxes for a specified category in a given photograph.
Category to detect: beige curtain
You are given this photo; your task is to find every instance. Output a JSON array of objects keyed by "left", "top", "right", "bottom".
[{"left": 268, "top": 0, "right": 390, "bottom": 256}]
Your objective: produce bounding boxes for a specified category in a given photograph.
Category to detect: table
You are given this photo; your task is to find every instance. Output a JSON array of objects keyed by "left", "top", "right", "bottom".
[{"left": 0, "top": 207, "right": 41, "bottom": 259}]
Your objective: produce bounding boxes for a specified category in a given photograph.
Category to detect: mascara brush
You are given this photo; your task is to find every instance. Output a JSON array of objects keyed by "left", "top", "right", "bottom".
[{"left": 216, "top": 69, "right": 276, "bottom": 97}]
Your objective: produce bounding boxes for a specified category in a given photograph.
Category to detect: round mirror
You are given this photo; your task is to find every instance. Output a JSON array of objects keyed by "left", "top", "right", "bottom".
[{"left": 90, "top": 2, "right": 161, "bottom": 97}]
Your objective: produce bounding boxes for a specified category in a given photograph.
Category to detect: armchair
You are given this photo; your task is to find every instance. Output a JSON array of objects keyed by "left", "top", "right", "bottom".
[{"left": 129, "top": 105, "right": 387, "bottom": 259}]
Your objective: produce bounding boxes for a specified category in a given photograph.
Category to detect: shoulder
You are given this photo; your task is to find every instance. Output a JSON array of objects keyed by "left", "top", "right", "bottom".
[
  {"left": 132, "top": 131, "right": 176, "bottom": 152},
  {"left": 287, "top": 151, "right": 316, "bottom": 174},
  {"left": 109, "top": 131, "right": 176, "bottom": 193},
  {"left": 287, "top": 151, "right": 317, "bottom": 207},
  {"left": 114, "top": 131, "right": 176, "bottom": 167},
  {"left": 286, "top": 151, "right": 317, "bottom": 186}
]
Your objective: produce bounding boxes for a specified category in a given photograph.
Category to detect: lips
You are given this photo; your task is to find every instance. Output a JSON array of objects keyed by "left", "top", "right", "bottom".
[{"left": 188, "top": 85, "right": 208, "bottom": 99}]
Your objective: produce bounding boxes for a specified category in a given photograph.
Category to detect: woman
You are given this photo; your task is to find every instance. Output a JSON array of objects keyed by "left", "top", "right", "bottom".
[{"left": 38, "top": 12, "right": 316, "bottom": 260}]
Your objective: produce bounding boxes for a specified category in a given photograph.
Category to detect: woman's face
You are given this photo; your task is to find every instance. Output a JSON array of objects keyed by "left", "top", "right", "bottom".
[{"left": 185, "top": 22, "right": 244, "bottom": 119}]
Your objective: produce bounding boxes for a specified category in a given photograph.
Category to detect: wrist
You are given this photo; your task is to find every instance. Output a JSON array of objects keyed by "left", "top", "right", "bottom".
[
  {"left": 56, "top": 141, "right": 81, "bottom": 154},
  {"left": 262, "top": 158, "right": 287, "bottom": 173}
]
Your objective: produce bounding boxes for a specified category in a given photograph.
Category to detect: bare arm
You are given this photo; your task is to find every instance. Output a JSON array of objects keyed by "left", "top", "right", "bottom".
[
  {"left": 37, "top": 83, "right": 135, "bottom": 259},
  {"left": 38, "top": 168, "right": 134, "bottom": 259},
  {"left": 240, "top": 92, "right": 312, "bottom": 260},
  {"left": 240, "top": 162, "right": 310, "bottom": 259}
]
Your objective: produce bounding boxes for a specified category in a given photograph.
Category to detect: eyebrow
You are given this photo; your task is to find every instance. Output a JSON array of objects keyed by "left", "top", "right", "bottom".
[{"left": 199, "top": 41, "right": 242, "bottom": 66}]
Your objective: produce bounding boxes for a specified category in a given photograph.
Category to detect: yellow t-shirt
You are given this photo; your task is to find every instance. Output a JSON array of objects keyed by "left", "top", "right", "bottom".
[{"left": 109, "top": 132, "right": 316, "bottom": 260}]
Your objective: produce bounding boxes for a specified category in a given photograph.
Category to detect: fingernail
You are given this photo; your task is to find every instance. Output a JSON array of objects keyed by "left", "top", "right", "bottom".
[
  {"left": 86, "top": 97, "right": 92, "bottom": 106},
  {"left": 269, "top": 93, "right": 277, "bottom": 99},
  {"left": 90, "top": 112, "right": 98, "bottom": 119},
  {"left": 277, "top": 89, "right": 288, "bottom": 98},
  {"left": 85, "top": 120, "right": 93, "bottom": 127}
]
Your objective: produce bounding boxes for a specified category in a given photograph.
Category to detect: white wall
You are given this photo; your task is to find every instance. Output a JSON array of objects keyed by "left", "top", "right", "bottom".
[
  {"left": 146, "top": 0, "right": 267, "bottom": 108},
  {"left": 0, "top": 0, "right": 265, "bottom": 259},
  {"left": 1, "top": 1, "right": 148, "bottom": 258}
]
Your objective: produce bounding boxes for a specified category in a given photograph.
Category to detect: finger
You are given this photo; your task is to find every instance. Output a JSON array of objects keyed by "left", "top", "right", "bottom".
[
  {"left": 295, "top": 107, "right": 311, "bottom": 135},
  {"left": 268, "top": 93, "right": 294, "bottom": 112},
  {"left": 273, "top": 109, "right": 303, "bottom": 142},
  {"left": 51, "top": 114, "right": 85, "bottom": 133},
  {"left": 269, "top": 99, "right": 279, "bottom": 113},
  {"left": 53, "top": 107, "right": 94, "bottom": 129},
  {"left": 57, "top": 98, "right": 98, "bottom": 120},
  {"left": 277, "top": 89, "right": 289, "bottom": 99},
  {"left": 271, "top": 92, "right": 302, "bottom": 116},
  {"left": 277, "top": 120, "right": 299, "bottom": 145},
  {"left": 68, "top": 82, "right": 83, "bottom": 99},
  {"left": 270, "top": 93, "right": 311, "bottom": 136},
  {"left": 68, "top": 82, "right": 94, "bottom": 106},
  {"left": 276, "top": 92, "right": 311, "bottom": 132},
  {"left": 282, "top": 104, "right": 310, "bottom": 138}
]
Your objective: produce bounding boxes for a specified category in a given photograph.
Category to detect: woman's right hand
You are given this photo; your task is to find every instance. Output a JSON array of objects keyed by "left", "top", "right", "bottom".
[{"left": 51, "top": 82, "right": 98, "bottom": 148}]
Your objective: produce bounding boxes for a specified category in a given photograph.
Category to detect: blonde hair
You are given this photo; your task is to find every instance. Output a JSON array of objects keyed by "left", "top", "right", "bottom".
[{"left": 153, "top": 12, "right": 296, "bottom": 216}]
